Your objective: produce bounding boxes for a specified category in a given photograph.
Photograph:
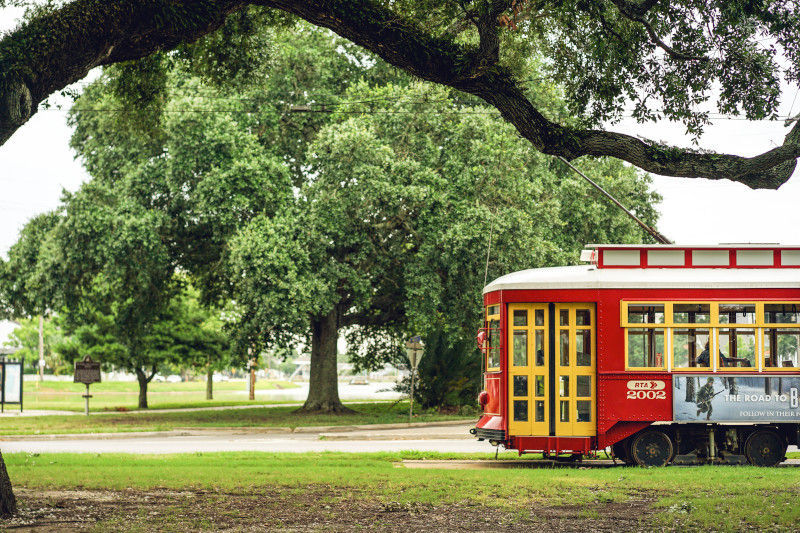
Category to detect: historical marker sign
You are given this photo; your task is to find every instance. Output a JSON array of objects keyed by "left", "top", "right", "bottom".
[{"left": 74, "top": 355, "right": 101, "bottom": 385}]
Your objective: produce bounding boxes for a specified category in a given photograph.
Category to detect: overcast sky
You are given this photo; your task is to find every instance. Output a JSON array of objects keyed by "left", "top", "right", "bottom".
[{"left": 1, "top": 10, "right": 799, "bottom": 257}]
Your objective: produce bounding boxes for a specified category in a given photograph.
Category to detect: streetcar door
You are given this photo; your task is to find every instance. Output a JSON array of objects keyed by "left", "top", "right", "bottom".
[
  {"left": 508, "top": 304, "right": 549, "bottom": 436},
  {"left": 554, "top": 303, "right": 596, "bottom": 437}
]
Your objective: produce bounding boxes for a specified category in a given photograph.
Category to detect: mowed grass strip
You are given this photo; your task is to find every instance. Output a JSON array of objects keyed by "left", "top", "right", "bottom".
[
  {"left": 22, "top": 379, "right": 301, "bottom": 411},
  {"left": 6, "top": 451, "right": 800, "bottom": 530},
  {"left": 0, "top": 402, "right": 470, "bottom": 435}
]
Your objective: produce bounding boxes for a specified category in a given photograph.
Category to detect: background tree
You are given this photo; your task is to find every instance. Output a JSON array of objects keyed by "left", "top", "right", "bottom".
[
  {"left": 55, "top": 283, "right": 234, "bottom": 407},
  {"left": 42, "top": 181, "right": 176, "bottom": 408},
  {"left": 229, "top": 82, "right": 660, "bottom": 412},
  {"left": 153, "top": 287, "right": 234, "bottom": 400},
  {"left": 67, "top": 23, "right": 398, "bottom": 304},
  {"left": 3, "top": 316, "right": 68, "bottom": 375},
  {"left": 1, "top": 2, "right": 800, "bottom": 186}
]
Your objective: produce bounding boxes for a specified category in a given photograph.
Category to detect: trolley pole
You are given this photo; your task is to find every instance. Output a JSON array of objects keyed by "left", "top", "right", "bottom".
[{"left": 404, "top": 337, "right": 425, "bottom": 423}]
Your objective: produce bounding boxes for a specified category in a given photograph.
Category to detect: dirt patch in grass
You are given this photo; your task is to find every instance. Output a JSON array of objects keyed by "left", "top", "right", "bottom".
[{"left": 6, "top": 486, "right": 657, "bottom": 531}]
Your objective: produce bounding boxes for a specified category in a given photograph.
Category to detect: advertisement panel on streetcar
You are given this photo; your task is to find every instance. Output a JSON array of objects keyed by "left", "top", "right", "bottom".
[{"left": 673, "top": 376, "right": 800, "bottom": 422}]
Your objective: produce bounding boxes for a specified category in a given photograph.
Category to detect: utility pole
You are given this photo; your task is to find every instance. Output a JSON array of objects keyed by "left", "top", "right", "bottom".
[{"left": 37, "top": 315, "right": 44, "bottom": 382}]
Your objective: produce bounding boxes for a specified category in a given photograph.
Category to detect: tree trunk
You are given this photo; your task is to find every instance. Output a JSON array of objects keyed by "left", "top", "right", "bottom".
[
  {"left": 298, "top": 309, "right": 351, "bottom": 413},
  {"left": 135, "top": 368, "right": 149, "bottom": 409},
  {"left": 0, "top": 451, "right": 16, "bottom": 517},
  {"left": 206, "top": 370, "right": 213, "bottom": 401}
]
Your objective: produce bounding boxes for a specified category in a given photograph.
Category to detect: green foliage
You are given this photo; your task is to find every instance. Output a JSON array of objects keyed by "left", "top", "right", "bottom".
[
  {"left": 410, "top": 329, "right": 482, "bottom": 409},
  {"left": 55, "top": 284, "right": 233, "bottom": 378},
  {"left": 0, "top": 211, "right": 60, "bottom": 318},
  {"left": 230, "top": 80, "right": 659, "bottom": 370},
  {"left": 2, "top": 316, "right": 68, "bottom": 374}
]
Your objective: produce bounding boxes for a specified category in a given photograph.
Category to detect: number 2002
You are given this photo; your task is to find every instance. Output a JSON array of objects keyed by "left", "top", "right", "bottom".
[{"left": 627, "top": 390, "right": 666, "bottom": 400}]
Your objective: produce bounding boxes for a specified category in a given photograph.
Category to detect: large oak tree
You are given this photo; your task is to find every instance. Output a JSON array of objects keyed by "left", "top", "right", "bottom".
[
  {"left": 229, "top": 82, "right": 660, "bottom": 412},
  {"left": 1, "top": 1, "right": 800, "bottom": 187}
]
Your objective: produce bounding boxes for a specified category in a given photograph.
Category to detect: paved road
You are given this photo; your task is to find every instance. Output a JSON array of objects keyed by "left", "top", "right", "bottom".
[
  {"left": 2, "top": 422, "right": 796, "bottom": 457},
  {"left": 0, "top": 424, "right": 494, "bottom": 454}
]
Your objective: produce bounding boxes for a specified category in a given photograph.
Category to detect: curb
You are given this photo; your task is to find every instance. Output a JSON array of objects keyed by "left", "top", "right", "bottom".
[
  {"left": 291, "top": 419, "right": 474, "bottom": 434},
  {"left": 318, "top": 433, "right": 468, "bottom": 441}
]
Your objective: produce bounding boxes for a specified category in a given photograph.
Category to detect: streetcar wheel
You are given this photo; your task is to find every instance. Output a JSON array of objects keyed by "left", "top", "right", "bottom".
[
  {"left": 630, "top": 430, "right": 673, "bottom": 467},
  {"left": 612, "top": 440, "right": 634, "bottom": 465},
  {"left": 744, "top": 430, "right": 786, "bottom": 467}
]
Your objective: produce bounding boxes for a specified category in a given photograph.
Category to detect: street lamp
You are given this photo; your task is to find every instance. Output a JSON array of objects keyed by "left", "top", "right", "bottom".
[{"left": 404, "top": 336, "right": 424, "bottom": 422}]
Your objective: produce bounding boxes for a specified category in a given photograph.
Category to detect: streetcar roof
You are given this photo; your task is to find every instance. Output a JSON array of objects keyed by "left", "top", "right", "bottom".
[{"left": 483, "top": 265, "right": 800, "bottom": 293}]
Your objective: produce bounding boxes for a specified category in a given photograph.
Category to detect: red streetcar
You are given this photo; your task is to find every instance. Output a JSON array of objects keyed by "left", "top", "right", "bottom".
[{"left": 472, "top": 244, "right": 800, "bottom": 466}]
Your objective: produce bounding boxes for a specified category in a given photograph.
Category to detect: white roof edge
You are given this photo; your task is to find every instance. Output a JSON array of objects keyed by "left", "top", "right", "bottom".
[
  {"left": 483, "top": 265, "right": 800, "bottom": 294},
  {"left": 584, "top": 243, "right": 800, "bottom": 249}
]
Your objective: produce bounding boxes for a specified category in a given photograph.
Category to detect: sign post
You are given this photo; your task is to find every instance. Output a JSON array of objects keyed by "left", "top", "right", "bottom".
[
  {"left": 404, "top": 336, "right": 425, "bottom": 422},
  {"left": 74, "top": 355, "right": 101, "bottom": 416}
]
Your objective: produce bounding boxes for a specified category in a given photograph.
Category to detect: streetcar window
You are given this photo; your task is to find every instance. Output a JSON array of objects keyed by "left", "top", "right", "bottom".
[
  {"left": 765, "top": 304, "right": 800, "bottom": 324},
  {"left": 535, "top": 401, "right": 545, "bottom": 422},
  {"left": 535, "top": 375, "right": 545, "bottom": 396},
  {"left": 487, "top": 305, "right": 499, "bottom": 317},
  {"left": 764, "top": 329, "right": 800, "bottom": 368},
  {"left": 576, "top": 330, "right": 591, "bottom": 366},
  {"left": 576, "top": 401, "right": 591, "bottom": 423},
  {"left": 559, "top": 401, "right": 569, "bottom": 422},
  {"left": 513, "top": 400, "right": 528, "bottom": 421},
  {"left": 718, "top": 304, "right": 756, "bottom": 324},
  {"left": 718, "top": 329, "right": 756, "bottom": 367},
  {"left": 576, "top": 376, "right": 591, "bottom": 397},
  {"left": 576, "top": 309, "right": 591, "bottom": 326},
  {"left": 628, "top": 304, "right": 665, "bottom": 324},
  {"left": 627, "top": 328, "right": 665, "bottom": 368},
  {"left": 559, "top": 331, "right": 569, "bottom": 366},
  {"left": 535, "top": 309, "right": 545, "bottom": 326},
  {"left": 513, "top": 310, "right": 528, "bottom": 326},
  {"left": 673, "top": 304, "right": 710, "bottom": 324},
  {"left": 673, "top": 329, "right": 710, "bottom": 368},
  {"left": 513, "top": 375, "right": 528, "bottom": 396},
  {"left": 535, "top": 331, "right": 545, "bottom": 366},
  {"left": 487, "top": 319, "right": 500, "bottom": 369},
  {"left": 559, "top": 309, "right": 569, "bottom": 326},
  {"left": 559, "top": 376, "right": 569, "bottom": 397},
  {"left": 513, "top": 331, "right": 528, "bottom": 366}
]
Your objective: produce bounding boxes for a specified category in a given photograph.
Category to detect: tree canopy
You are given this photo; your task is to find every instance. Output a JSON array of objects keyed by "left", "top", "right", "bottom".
[
  {"left": 1, "top": 1, "right": 799, "bottom": 187},
  {"left": 228, "top": 80, "right": 659, "bottom": 410}
]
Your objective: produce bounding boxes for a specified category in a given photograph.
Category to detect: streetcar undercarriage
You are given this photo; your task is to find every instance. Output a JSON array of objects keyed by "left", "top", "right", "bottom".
[{"left": 612, "top": 423, "right": 798, "bottom": 466}]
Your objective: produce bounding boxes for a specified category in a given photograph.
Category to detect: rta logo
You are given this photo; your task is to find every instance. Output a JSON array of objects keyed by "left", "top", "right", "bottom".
[
  {"left": 627, "top": 380, "right": 665, "bottom": 391},
  {"left": 626, "top": 380, "right": 666, "bottom": 400}
]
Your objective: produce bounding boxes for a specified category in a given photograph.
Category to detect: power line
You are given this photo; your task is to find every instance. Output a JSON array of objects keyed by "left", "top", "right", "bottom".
[{"left": 34, "top": 93, "right": 800, "bottom": 123}]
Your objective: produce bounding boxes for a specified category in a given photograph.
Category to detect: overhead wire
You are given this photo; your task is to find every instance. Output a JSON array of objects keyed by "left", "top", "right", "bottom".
[{"left": 36, "top": 93, "right": 800, "bottom": 122}]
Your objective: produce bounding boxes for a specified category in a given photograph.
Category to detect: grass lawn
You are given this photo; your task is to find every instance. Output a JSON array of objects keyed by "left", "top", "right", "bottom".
[
  {"left": 0, "top": 401, "right": 471, "bottom": 435},
  {"left": 21, "top": 379, "right": 301, "bottom": 411},
  {"left": 5, "top": 451, "right": 800, "bottom": 531}
]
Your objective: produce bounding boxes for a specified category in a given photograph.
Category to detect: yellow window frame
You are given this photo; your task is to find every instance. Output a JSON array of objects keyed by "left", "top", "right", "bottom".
[
  {"left": 621, "top": 301, "right": 800, "bottom": 372},
  {"left": 624, "top": 327, "right": 667, "bottom": 371}
]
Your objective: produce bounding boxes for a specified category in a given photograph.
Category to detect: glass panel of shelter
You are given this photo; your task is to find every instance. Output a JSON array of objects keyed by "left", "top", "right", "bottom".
[{"left": 555, "top": 303, "right": 596, "bottom": 437}]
